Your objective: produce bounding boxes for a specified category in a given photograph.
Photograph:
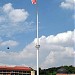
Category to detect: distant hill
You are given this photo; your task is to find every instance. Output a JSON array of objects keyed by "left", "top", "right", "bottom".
[{"left": 35, "top": 65, "right": 75, "bottom": 75}]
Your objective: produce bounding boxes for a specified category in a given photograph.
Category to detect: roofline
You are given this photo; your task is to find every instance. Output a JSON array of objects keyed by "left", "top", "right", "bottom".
[{"left": 0, "top": 66, "right": 32, "bottom": 71}]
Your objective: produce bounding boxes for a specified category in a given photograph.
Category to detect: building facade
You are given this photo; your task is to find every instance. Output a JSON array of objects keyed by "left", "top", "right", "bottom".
[{"left": 0, "top": 66, "right": 32, "bottom": 75}]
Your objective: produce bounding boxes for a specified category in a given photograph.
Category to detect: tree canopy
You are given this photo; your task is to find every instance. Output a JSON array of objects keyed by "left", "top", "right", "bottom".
[{"left": 35, "top": 65, "right": 75, "bottom": 75}]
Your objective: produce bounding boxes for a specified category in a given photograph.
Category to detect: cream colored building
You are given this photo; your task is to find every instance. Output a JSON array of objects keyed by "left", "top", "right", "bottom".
[
  {"left": 0, "top": 66, "right": 32, "bottom": 75},
  {"left": 31, "top": 71, "right": 35, "bottom": 75}
]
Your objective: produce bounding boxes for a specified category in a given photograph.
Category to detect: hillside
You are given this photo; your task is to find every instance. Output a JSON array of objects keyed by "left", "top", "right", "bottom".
[{"left": 35, "top": 65, "right": 75, "bottom": 75}]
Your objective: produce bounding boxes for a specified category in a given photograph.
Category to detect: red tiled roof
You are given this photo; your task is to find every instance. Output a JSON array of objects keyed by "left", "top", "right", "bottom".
[{"left": 0, "top": 66, "right": 31, "bottom": 71}]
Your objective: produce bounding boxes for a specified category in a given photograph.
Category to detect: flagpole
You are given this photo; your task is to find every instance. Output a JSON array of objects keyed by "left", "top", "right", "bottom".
[
  {"left": 31, "top": 0, "right": 40, "bottom": 75},
  {"left": 35, "top": 0, "right": 40, "bottom": 75},
  {"left": 35, "top": 11, "right": 40, "bottom": 75}
]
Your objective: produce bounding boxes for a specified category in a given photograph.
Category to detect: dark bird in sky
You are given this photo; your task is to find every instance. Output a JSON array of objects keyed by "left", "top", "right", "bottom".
[{"left": 7, "top": 47, "right": 9, "bottom": 49}]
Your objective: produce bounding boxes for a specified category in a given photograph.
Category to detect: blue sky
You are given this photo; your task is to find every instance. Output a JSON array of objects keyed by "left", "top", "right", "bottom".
[{"left": 0, "top": 0, "right": 75, "bottom": 69}]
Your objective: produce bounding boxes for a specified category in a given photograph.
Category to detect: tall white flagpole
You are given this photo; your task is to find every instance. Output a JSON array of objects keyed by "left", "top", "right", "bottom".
[{"left": 35, "top": 0, "right": 40, "bottom": 75}]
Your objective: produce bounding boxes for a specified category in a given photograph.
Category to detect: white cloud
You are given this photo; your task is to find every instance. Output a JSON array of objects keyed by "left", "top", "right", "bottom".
[
  {"left": 43, "top": 51, "right": 56, "bottom": 65},
  {"left": 0, "top": 40, "right": 19, "bottom": 46},
  {"left": 39, "top": 31, "right": 74, "bottom": 48},
  {"left": 3, "top": 3, "right": 13, "bottom": 13},
  {"left": 9, "top": 9, "right": 28, "bottom": 22},
  {"left": 0, "top": 3, "right": 33, "bottom": 37},
  {"left": 3, "top": 3, "right": 29, "bottom": 22},
  {"left": 60, "top": 0, "right": 75, "bottom": 19},
  {"left": 0, "top": 30, "right": 74, "bottom": 69},
  {"left": 60, "top": 0, "right": 75, "bottom": 10}
]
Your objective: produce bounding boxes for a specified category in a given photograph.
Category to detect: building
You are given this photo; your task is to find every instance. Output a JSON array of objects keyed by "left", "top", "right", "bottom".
[{"left": 0, "top": 66, "right": 32, "bottom": 75}]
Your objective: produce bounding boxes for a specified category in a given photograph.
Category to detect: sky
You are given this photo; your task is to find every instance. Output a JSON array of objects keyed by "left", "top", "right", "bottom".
[{"left": 0, "top": 0, "right": 75, "bottom": 69}]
